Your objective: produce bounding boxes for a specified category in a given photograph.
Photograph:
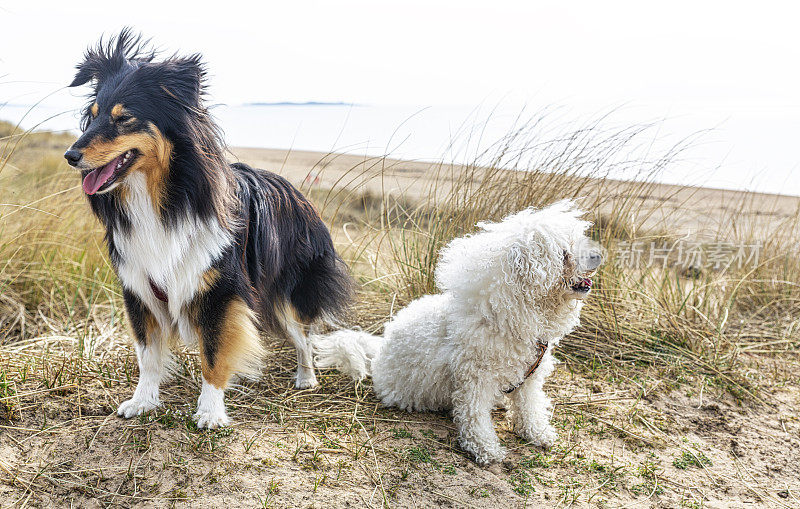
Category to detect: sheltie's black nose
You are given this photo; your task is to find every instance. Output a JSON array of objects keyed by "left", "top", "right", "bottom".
[{"left": 64, "top": 149, "right": 83, "bottom": 167}]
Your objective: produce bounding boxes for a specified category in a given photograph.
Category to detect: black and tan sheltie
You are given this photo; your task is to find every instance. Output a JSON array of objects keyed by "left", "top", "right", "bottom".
[{"left": 64, "top": 30, "right": 353, "bottom": 428}]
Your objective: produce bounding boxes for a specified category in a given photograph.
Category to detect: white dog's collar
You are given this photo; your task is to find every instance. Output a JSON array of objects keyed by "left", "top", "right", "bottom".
[{"left": 502, "top": 340, "right": 549, "bottom": 394}]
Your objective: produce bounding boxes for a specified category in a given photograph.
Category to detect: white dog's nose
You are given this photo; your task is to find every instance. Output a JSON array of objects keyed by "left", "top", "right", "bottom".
[
  {"left": 587, "top": 250, "right": 603, "bottom": 269},
  {"left": 577, "top": 238, "right": 604, "bottom": 271}
]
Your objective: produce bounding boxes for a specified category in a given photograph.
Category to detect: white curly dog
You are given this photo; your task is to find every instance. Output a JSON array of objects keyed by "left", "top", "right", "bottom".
[{"left": 313, "top": 200, "right": 603, "bottom": 464}]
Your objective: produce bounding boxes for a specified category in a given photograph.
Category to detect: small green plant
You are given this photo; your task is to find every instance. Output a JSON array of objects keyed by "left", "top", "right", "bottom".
[
  {"left": 589, "top": 461, "right": 625, "bottom": 491},
  {"left": 137, "top": 407, "right": 188, "bottom": 428},
  {"left": 406, "top": 446, "right": 433, "bottom": 464},
  {"left": 469, "top": 487, "right": 490, "bottom": 498},
  {"left": 313, "top": 473, "right": 327, "bottom": 492},
  {"left": 673, "top": 451, "right": 712, "bottom": 470},
  {"left": 392, "top": 428, "right": 412, "bottom": 439},
  {"left": 0, "top": 370, "right": 18, "bottom": 419},
  {"left": 322, "top": 437, "right": 342, "bottom": 449},
  {"left": 167, "top": 488, "right": 188, "bottom": 501},
  {"left": 520, "top": 452, "right": 552, "bottom": 469},
  {"left": 420, "top": 428, "right": 437, "bottom": 439},
  {"left": 508, "top": 470, "right": 535, "bottom": 497},
  {"left": 557, "top": 480, "right": 583, "bottom": 504},
  {"left": 256, "top": 478, "right": 281, "bottom": 508},
  {"left": 191, "top": 426, "right": 234, "bottom": 453},
  {"left": 631, "top": 453, "right": 664, "bottom": 496}
]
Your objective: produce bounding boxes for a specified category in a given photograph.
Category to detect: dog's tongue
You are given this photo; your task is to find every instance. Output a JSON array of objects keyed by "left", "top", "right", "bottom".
[{"left": 82, "top": 155, "right": 121, "bottom": 195}]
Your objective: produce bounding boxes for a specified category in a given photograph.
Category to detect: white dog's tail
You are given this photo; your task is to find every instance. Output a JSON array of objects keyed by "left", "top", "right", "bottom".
[{"left": 311, "top": 329, "right": 384, "bottom": 381}]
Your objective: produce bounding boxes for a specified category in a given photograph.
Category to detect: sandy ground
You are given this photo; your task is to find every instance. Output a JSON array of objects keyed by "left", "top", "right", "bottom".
[{"left": 0, "top": 339, "right": 798, "bottom": 508}]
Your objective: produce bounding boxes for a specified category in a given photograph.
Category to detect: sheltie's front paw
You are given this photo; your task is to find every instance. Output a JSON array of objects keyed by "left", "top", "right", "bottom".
[
  {"left": 193, "top": 407, "right": 230, "bottom": 429},
  {"left": 194, "top": 380, "right": 230, "bottom": 429},
  {"left": 295, "top": 371, "right": 319, "bottom": 390},
  {"left": 117, "top": 397, "right": 159, "bottom": 419}
]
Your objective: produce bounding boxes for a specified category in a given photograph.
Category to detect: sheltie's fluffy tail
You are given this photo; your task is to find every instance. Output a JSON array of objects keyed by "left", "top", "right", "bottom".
[{"left": 311, "top": 329, "right": 384, "bottom": 381}]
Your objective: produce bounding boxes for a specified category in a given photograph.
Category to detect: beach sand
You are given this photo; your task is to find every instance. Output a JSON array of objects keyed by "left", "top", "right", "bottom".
[{"left": 232, "top": 146, "right": 800, "bottom": 238}]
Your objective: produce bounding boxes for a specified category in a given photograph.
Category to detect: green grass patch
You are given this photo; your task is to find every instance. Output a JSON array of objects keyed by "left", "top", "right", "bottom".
[{"left": 673, "top": 451, "right": 712, "bottom": 470}]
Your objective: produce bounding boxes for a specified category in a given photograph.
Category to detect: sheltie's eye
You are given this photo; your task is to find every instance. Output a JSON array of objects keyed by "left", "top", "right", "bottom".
[{"left": 115, "top": 114, "right": 133, "bottom": 123}]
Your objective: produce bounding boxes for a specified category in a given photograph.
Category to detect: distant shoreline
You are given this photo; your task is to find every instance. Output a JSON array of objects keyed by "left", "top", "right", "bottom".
[{"left": 242, "top": 101, "right": 363, "bottom": 107}]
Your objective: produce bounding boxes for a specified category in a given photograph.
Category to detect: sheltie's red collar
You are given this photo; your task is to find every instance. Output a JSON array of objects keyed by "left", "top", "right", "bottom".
[{"left": 149, "top": 278, "right": 168, "bottom": 303}]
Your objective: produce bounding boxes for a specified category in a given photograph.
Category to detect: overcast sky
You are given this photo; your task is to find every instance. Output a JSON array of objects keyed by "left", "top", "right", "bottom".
[{"left": 1, "top": 0, "right": 799, "bottom": 193}]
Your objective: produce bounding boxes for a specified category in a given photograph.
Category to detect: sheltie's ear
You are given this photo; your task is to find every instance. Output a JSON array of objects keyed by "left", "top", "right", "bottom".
[
  {"left": 69, "top": 51, "right": 110, "bottom": 88},
  {"left": 155, "top": 55, "right": 207, "bottom": 108},
  {"left": 69, "top": 27, "right": 154, "bottom": 88}
]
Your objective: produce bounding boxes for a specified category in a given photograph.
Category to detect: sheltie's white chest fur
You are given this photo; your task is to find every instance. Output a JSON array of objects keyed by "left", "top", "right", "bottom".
[{"left": 112, "top": 173, "right": 232, "bottom": 321}]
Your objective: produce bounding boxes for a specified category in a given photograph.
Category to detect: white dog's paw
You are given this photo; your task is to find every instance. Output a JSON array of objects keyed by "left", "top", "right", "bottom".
[
  {"left": 475, "top": 445, "right": 508, "bottom": 466},
  {"left": 295, "top": 372, "right": 319, "bottom": 390},
  {"left": 519, "top": 424, "right": 558, "bottom": 449},
  {"left": 193, "top": 407, "right": 230, "bottom": 429},
  {"left": 461, "top": 439, "right": 508, "bottom": 465},
  {"left": 117, "top": 397, "right": 159, "bottom": 419}
]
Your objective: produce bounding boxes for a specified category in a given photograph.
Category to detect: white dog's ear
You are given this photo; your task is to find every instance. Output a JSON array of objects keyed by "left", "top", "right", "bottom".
[{"left": 502, "top": 236, "right": 560, "bottom": 293}]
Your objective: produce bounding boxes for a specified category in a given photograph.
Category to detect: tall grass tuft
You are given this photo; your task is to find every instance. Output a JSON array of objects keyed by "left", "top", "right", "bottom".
[{"left": 1, "top": 120, "right": 121, "bottom": 354}]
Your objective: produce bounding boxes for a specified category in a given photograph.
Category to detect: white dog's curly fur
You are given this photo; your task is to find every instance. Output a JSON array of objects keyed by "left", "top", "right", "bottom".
[{"left": 313, "top": 200, "right": 603, "bottom": 464}]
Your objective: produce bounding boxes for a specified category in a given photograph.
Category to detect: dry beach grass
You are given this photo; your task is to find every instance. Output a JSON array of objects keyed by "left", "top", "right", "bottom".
[{"left": 1, "top": 118, "right": 799, "bottom": 507}]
